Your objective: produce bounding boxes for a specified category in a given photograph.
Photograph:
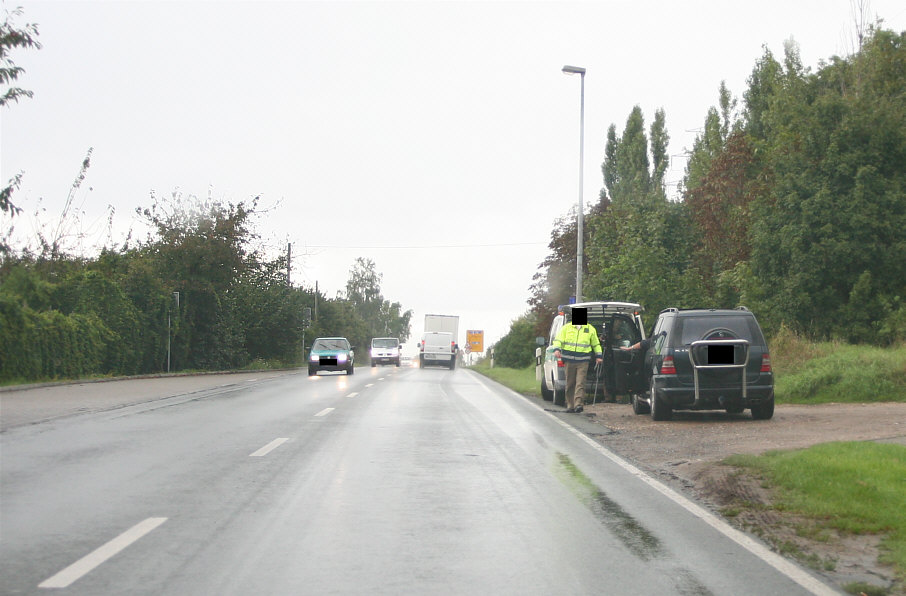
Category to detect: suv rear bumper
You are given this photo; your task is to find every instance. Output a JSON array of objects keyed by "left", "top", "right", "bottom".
[{"left": 654, "top": 375, "right": 774, "bottom": 409}]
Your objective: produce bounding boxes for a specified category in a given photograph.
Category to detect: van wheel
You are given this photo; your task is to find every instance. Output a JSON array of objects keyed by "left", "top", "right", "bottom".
[
  {"left": 650, "top": 378, "right": 672, "bottom": 421},
  {"left": 751, "top": 396, "right": 775, "bottom": 420},
  {"left": 540, "top": 377, "right": 553, "bottom": 401}
]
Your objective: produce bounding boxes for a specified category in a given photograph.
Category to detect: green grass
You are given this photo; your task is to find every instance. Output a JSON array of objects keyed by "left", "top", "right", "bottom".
[
  {"left": 771, "top": 332, "right": 906, "bottom": 404},
  {"left": 469, "top": 360, "right": 540, "bottom": 397},
  {"left": 726, "top": 442, "right": 906, "bottom": 583}
]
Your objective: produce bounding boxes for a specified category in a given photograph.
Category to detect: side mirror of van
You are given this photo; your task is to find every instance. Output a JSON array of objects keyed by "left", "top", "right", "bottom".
[{"left": 536, "top": 336, "right": 546, "bottom": 347}]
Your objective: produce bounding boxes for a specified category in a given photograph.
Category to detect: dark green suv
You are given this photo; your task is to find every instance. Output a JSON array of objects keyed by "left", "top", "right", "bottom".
[{"left": 631, "top": 307, "right": 774, "bottom": 421}]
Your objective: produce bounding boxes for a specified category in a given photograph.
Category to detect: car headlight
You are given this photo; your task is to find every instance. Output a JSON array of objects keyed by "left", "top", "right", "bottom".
[
  {"left": 337, "top": 354, "right": 347, "bottom": 363},
  {"left": 310, "top": 354, "right": 318, "bottom": 362}
]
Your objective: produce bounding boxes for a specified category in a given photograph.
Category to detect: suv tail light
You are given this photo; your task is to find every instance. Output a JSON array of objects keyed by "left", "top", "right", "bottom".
[
  {"left": 660, "top": 355, "right": 677, "bottom": 375},
  {"left": 761, "top": 353, "right": 772, "bottom": 372}
]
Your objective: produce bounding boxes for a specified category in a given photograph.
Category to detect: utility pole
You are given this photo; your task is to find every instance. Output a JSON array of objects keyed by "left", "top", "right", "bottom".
[{"left": 286, "top": 242, "right": 292, "bottom": 286}]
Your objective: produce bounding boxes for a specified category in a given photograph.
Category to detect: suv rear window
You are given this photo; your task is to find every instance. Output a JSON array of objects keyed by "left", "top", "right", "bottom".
[{"left": 672, "top": 315, "right": 765, "bottom": 346}]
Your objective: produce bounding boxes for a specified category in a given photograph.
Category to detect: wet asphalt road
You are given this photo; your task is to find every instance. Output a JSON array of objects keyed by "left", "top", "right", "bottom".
[{"left": 0, "top": 367, "right": 836, "bottom": 595}]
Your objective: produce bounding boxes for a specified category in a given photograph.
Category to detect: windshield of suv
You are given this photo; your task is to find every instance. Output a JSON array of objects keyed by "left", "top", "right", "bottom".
[
  {"left": 313, "top": 339, "right": 349, "bottom": 351},
  {"left": 674, "top": 315, "right": 765, "bottom": 346},
  {"left": 372, "top": 339, "right": 398, "bottom": 348}
]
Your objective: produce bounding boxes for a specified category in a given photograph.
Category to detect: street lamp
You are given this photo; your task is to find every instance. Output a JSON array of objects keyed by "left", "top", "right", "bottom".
[
  {"left": 562, "top": 64, "right": 585, "bottom": 303},
  {"left": 167, "top": 291, "right": 180, "bottom": 373}
]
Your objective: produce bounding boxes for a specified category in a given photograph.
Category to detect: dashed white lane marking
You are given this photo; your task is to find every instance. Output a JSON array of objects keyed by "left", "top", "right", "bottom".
[
  {"left": 39, "top": 517, "right": 167, "bottom": 589},
  {"left": 365, "top": 383, "right": 374, "bottom": 387},
  {"left": 468, "top": 372, "right": 837, "bottom": 596},
  {"left": 249, "top": 438, "right": 289, "bottom": 457},
  {"left": 378, "top": 378, "right": 385, "bottom": 381},
  {"left": 346, "top": 392, "right": 359, "bottom": 397},
  {"left": 314, "top": 408, "right": 334, "bottom": 417}
]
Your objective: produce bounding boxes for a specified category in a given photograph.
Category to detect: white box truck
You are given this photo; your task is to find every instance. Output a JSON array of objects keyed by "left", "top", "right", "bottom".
[
  {"left": 420, "top": 314, "right": 460, "bottom": 369},
  {"left": 424, "top": 314, "right": 459, "bottom": 340}
]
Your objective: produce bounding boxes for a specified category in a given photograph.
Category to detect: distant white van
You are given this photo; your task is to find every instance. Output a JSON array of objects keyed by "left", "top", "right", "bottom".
[
  {"left": 370, "top": 337, "right": 401, "bottom": 367},
  {"left": 418, "top": 331, "right": 456, "bottom": 369}
]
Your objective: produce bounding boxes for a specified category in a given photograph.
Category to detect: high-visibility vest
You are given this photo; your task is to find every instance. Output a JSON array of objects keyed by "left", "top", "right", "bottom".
[{"left": 553, "top": 324, "right": 602, "bottom": 362}]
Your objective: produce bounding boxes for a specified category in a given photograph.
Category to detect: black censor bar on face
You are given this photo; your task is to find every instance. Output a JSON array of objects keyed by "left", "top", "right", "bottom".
[{"left": 571, "top": 307, "right": 588, "bottom": 326}]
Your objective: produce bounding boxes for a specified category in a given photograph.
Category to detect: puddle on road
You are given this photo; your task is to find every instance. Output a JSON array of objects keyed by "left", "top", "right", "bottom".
[
  {"left": 555, "top": 452, "right": 663, "bottom": 561},
  {"left": 554, "top": 452, "right": 714, "bottom": 595}
]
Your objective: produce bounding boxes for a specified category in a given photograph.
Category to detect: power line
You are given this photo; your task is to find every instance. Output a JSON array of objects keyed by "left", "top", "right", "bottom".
[{"left": 302, "top": 242, "right": 546, "bottom": 250}]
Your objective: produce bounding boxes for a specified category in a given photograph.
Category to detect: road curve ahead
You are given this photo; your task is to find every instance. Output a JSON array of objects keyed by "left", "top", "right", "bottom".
[{"left": 0, "top": 367, "right": 835, "bottom": 595}]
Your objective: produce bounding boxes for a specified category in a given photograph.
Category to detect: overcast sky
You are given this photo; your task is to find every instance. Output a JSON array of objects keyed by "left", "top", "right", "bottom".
[{"left": 3, "top": 0, "right": 905, "bottom": 353}]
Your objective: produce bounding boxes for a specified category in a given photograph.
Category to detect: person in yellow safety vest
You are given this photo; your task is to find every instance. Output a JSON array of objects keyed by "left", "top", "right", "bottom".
[{"left": 552, "top": 307, "right": 603, "bottom": 413}]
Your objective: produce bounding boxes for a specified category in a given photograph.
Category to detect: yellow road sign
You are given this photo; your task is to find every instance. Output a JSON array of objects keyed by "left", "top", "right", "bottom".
[{"left": 466, "top": 330, "right": 484, "bottom": 353}]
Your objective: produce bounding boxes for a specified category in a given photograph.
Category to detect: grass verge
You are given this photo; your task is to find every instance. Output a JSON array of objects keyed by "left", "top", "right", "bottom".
[
  {"left": 469, "top": 361, "right": 540, "bottom": 397},
  {"left": 726, "top": 442, "right": 906, "bottom": 590},
  {"left": 770, "top": 329, "right": 906, "bottom": 404}
]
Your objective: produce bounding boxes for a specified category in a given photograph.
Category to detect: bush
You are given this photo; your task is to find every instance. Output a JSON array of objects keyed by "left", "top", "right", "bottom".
[{"left": 492, "top": 312, "right": 538, "bottom": 369}]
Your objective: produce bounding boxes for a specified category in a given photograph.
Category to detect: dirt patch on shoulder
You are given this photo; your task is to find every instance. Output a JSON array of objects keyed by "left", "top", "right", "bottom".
[{"left": 582, "top": 401, "right": 906, "bottom": 594}]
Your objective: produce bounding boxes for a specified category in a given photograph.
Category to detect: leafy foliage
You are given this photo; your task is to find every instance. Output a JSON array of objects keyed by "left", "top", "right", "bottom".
[
  {"left": 344, "top": 257, "right": 412, "bottom": 350},
  {"left": 528, "top": 24, "right": 906, "bottom": 347},
  {"left": 0, "top": 192, "right": 413, "bottom": 383},
  {"left": 1, "top": 6, "right": 42, "bottom": 237},
  {"left": 491, "top": 312, "right": 538, "bottom": 369}
]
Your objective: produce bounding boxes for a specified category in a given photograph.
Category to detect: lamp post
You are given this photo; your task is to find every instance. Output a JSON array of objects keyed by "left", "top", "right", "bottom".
[
  {"left": 562, "top": 64, "right": 585, "bottom": 303},
  {"left": 167, "top": 291, "right": 180, "bottom": 373}
]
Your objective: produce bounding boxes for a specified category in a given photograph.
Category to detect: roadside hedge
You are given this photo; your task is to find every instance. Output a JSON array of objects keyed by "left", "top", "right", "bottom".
[{"left": 0, "top": 297, "right": 113, "bottom": 381}]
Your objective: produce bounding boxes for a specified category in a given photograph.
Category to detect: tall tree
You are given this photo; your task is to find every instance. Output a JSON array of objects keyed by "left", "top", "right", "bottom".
[
  {"left": 344, "top": 257, "right": 412, "bottom": 345},
  {"left": 650, "top": 108, "right": 670, "bottom": 194}
]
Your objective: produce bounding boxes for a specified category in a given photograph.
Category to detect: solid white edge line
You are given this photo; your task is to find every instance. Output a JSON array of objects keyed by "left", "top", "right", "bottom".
[
  {"left": 38, "top": 517, "right": 167, "bottom": 589},
  {"left": 314, "top": 408, "right": 334, "bottom": 417},
  {"left": 467, "top": 371, "right": 837, "bottom": 596},
  {"left": 249, "top": 437, "right": 289, "bottom": 457}
]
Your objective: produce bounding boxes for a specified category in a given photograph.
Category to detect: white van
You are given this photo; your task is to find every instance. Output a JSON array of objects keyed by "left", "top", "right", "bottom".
[
  {"left": 540, "top": 301, "right": 646, "bottom": 406},
  {"left": 418, "top": 331, "right": 457, "bottom": 369},
  {"left": 370, "top": 337, "right": 401, "bottom": 367}
]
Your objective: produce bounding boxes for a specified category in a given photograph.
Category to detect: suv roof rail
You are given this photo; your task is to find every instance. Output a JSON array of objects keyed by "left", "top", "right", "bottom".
[
  {"left": 659, "top": 307, "right": 679, "bottom": 314},
  {"left": 735, "top": 305, "right": 750, "bottom": 311}
]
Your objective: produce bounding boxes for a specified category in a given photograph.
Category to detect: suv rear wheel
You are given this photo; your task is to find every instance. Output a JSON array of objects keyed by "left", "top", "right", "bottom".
[
  {"left": 751, "top": 396, "right": 775, "bottom": 420},
  {"left": 632, "top": 391, "right": 650, "bottom": 415},
  {"left": 650, "top": 377, "right": 672, "bottom": 421}
]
